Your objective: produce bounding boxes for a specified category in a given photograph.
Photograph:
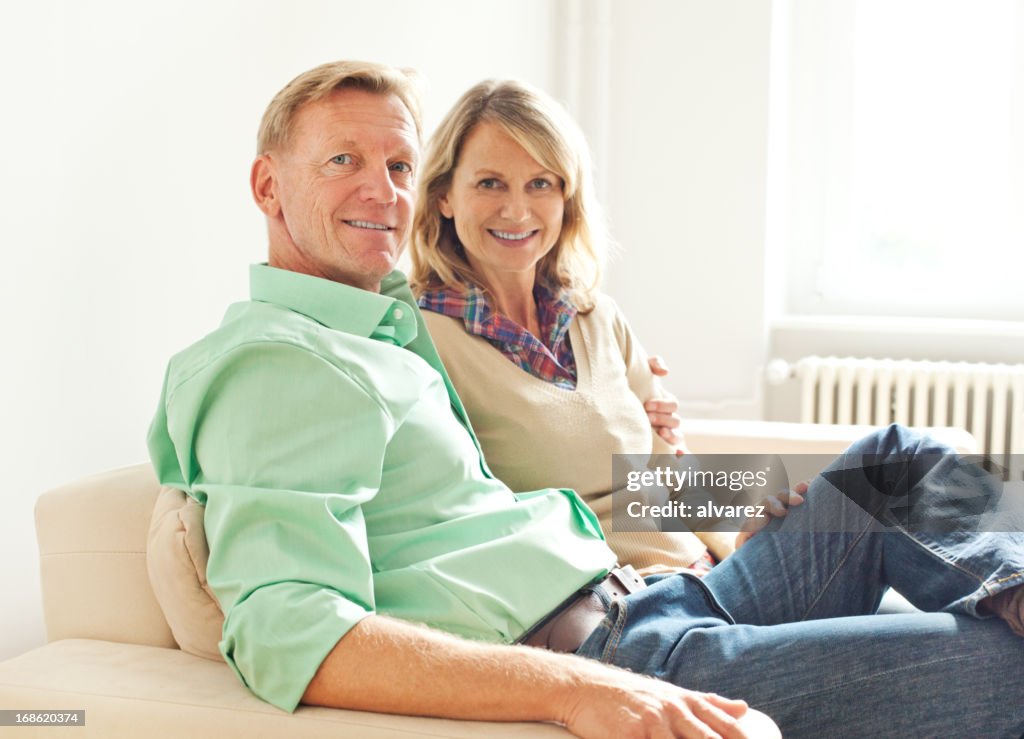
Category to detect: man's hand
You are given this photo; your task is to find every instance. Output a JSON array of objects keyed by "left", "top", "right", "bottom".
[
  {"left": 562, "top": 666, "right": 778, "bottom": 739},
  {"left": 646, "top": 355, "right": 685, "bottom": 451},
  {"left": 734, "top": 481, "right": 809, "bottom": 550}
]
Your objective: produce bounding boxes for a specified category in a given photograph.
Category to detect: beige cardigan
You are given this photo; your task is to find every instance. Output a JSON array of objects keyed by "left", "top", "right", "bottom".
[{"left": 424, "top": 294, "right": 729, "bottom": 569}]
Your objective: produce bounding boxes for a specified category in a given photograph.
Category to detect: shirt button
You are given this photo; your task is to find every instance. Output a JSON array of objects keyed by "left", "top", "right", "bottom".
[{"left": 392, "top": 308, "right": 404, "bottom": 320}]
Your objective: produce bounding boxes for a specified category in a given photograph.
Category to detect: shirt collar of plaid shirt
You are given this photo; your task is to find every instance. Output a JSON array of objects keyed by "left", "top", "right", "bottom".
[{"left": 418, "top": 281, "right": 578, "bottom": 388}]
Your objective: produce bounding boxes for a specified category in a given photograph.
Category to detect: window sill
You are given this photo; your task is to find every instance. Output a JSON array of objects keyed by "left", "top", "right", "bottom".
[{"left": 769, "top": 315, "right": 1024, "bottom": 365}]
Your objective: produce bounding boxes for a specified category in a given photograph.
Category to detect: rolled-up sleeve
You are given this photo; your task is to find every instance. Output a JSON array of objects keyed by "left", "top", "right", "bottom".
[{"left": 158, "top": 340, "right": 393, "bottom": 711}]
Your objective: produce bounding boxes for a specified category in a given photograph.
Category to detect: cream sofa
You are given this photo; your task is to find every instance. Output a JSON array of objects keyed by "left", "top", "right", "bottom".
[{"left": 0, "top": 420, "right": 975, "bottom": 738}]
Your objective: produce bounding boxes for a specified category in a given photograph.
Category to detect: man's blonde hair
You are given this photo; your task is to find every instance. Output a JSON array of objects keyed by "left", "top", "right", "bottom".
[
  {"left": 409, "top": 79, "right": 606, "bottom": 311},
  {"left": 257, "top": 60, "right": 422, "bottom": 154}
]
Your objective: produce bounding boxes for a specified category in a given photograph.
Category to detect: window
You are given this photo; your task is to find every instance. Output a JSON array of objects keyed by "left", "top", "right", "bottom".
[{"left": 777, "top": 0, "right": 1024, "bottom": 321}]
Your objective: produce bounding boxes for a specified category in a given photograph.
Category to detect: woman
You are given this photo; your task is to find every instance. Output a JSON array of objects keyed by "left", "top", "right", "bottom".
[{"left": 410, "top": 79, "right": 732, "bottom": 571}]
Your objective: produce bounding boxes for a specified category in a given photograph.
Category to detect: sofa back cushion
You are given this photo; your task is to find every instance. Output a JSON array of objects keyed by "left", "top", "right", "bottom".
[
  {"left": 146, "top": 487, "right": 224, "bottom": 661},
  {"left": 35, "top": 463, "right": 177, "bottom": 649}
]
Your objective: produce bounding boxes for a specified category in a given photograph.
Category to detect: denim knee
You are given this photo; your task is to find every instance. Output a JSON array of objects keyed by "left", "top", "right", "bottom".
[{"left": 851, "top": 423, "right": 944, "bottom": 459}]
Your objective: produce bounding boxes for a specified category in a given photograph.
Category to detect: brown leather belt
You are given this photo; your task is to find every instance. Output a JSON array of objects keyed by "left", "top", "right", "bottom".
[{"left": 519, "top": 566, "right": 647, "bottom": 653}]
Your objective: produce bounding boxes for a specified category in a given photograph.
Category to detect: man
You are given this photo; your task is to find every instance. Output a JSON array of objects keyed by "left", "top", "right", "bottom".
[{"left": 148, "top": 60, "right": 1024, "bottom": 739}]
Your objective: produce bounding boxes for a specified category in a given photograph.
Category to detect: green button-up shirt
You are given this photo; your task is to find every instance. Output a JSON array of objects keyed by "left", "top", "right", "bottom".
[{"left": 147, "top": 264, "right": 615, "bottom": 712}]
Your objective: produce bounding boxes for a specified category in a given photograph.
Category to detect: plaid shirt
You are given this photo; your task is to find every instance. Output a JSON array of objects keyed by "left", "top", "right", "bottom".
[{"left": 418, "top": 282, "right": 578, "bottom": 390}]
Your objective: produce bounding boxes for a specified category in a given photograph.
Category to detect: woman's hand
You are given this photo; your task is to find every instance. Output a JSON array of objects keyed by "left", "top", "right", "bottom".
[
  {"left": 646, "top": 356, "right": 685, "bottom": 451},
  {"left": 734, "top": 481, "right": 809, "bottom": 550}
]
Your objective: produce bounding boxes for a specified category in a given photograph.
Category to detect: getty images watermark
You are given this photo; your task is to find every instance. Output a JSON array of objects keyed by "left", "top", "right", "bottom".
[
  {"left": 622, "top": 464, "right": 774, "bottom": 521},
  {"left": 611, "top": 452, "right": 1024, "bottom": 534}
]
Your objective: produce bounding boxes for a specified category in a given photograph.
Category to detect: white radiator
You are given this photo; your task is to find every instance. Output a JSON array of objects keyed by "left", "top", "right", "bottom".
[{"left": 789, "top": 356, "right": 1024, "bottom": 477}]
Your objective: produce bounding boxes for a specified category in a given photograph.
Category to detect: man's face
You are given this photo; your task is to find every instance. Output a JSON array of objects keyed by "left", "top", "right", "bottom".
[{"left": 257, "top": 88, "right": 419, "bottom": 291}]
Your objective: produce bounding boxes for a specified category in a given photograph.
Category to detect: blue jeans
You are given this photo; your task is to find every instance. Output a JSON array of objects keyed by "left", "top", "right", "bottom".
[{"left": 577, "top": 425, "right": 1024, "bottom": 737}]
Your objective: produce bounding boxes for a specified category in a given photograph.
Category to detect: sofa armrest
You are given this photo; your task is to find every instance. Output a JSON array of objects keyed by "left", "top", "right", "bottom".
[{"left": 35, "top": 463, "right": 176, "bottom": 649}]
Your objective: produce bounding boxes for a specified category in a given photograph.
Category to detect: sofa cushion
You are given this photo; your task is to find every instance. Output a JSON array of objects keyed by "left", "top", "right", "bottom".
[
  {"left": 0, "top": 639, "right": 575, "bottom": 738},
  {"left": 147, "top": 487, "right": 224, "bottom": 661}
]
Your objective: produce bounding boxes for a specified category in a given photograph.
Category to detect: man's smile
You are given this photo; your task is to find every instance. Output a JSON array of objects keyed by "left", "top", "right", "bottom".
[{"left": 345, "top": 219, "right": 394, "bottom": 231}]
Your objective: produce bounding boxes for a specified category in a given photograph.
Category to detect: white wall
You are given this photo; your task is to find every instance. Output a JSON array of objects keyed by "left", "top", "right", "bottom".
[
  {"left": 601, "top": 0, "right": 775, "bottom": 419},
  {"left": 0, "top": 0, "right": 563, "bottom": 661}
]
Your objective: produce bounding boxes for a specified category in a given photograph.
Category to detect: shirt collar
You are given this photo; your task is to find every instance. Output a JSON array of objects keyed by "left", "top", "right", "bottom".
[
  {"left": 418, "top": 281, "right": 577, "bottom": 347},
  {"left": 249, "top": 263, "right": 417, "bottom": 347}
]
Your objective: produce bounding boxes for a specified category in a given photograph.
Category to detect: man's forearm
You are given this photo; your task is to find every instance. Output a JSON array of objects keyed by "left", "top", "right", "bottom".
[{"left": 301, "top": 614, "right": 589, "bottom": 723}]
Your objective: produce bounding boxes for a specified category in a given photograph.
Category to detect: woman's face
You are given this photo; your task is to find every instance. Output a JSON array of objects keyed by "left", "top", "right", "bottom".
[{"left": 439, "top": 122, "right": 565, "bottom": 287}]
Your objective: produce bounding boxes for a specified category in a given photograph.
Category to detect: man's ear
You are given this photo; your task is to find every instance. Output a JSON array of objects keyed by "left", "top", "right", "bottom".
[
  {"left": 251, "top": 155, "right": 281, "bottom": 217},
  {"left": 438, "top": 191, "right": 454, "bottom": 219}
]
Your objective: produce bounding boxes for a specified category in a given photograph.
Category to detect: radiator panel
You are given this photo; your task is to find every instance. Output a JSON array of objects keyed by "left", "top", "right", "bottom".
[{"left": 794, "top": 357, "right": 1024, "bottom": 479}]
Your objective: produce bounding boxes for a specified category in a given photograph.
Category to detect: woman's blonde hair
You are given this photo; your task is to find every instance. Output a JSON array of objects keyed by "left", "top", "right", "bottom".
[{"left": 409, "top": 79, "right": 607, "bottom": 311}]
